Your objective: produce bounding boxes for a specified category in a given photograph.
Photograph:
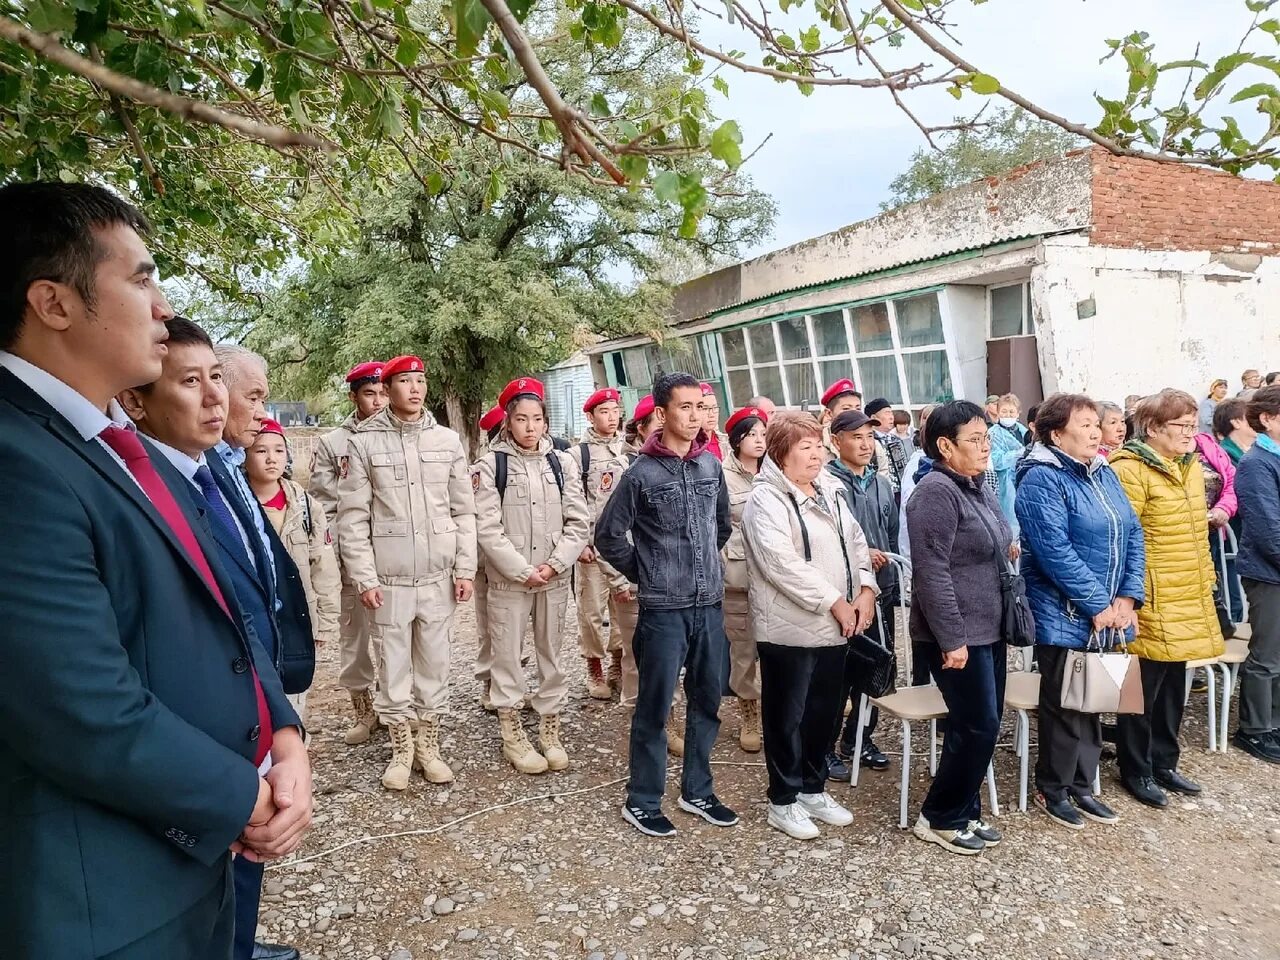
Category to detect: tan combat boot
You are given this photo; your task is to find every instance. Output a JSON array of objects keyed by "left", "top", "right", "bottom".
[
  {"left": 344, "top": 688, "right": 380, "bottom": 745},
  {"left": 607, "top": 651, "right": 623, "bottom": 692},
  {"left": 381, "top": 720, "right": 415, "bottom": 791},
  {"left": 480, "top": 680, "right": 495, "bottom": 713},
  {"left": 738, "top": 698, "right": 763, "bottom": 753},
  {"left": 666, "top": 706, "right": 685, "bottom": 758},
  {"left": 414, "top": 714, "right": 455, "bottom": 784},
  {"left": 498, "top": 708, "right": 548, "bottom": 775},
  {"left": 539, "top": 714, "right": 570, "bottom": 771},
  {"left": 586, "top": 657, "right": 611, "bottom": 700}
]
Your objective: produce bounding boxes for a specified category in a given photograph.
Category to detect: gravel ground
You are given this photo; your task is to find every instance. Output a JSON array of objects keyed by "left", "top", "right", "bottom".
[{"left": 261, "top": 601, "right": 1280, "bottom": 960}]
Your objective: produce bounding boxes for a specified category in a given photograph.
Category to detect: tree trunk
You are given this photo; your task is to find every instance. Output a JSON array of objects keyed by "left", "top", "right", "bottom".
[{"left": 444, "top": 390, "right": 482, "bottom": 461}]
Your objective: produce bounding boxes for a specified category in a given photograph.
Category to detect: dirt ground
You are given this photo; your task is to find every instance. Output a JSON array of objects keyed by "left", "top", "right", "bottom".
[{"left": 260, "top": 599, "right": 1280, "bottom": 960}]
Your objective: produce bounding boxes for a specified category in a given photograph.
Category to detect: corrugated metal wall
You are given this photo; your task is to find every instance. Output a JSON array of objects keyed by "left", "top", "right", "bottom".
[{"left": 542, "top": 360, "right": 595, "bottom": 441}]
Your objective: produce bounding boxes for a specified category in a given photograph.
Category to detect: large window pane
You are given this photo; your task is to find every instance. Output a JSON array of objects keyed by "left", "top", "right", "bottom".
[
  {"left": 858, "top": 355, "right": 903, "bottom": 404},
  {"left": 777, "top": 316, "right": 810, "bottom": 361},
  {"left": 622, "top": 347, "right": 650, "bottom": 389},
  {"left": 753, "top": 364, "right": 784, "bottom": 405},
  {"left": 850, "top": 302, "right": 893, "bottom": 352},
  {"left": 902, "top": 351, "right": 953, "bottom": 405},
  {"left": 783, "top": 362, "right": 817, "bottom": 408},
  {"left": 990, "top": 285, "right": 1024, "bottom": 338},
  {"left": 727, "top": 368, "right": 754, "bottom": 407},
  {"left": 895, "top": 294, "right": 944, "bottom": 347},
  {"left": 747, "top": 324, "right": 778, "bottom": 363},
  {"left": 819, "top": 359, "right": 853, "bottom": 393},
  {"left": 812, "top": 310, "right": 849, "bottom": 357},
  {"left": 721, "top": 328, "right": 748, "bottom": 367}
]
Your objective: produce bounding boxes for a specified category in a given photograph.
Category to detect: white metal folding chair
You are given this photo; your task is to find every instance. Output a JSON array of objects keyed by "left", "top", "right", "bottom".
[
  {"left": 1208, "top": 525, "right": 1252, "bottom": 751},
  {"left": 848, "top": 554, "right": 1000, "bottom": 828}
]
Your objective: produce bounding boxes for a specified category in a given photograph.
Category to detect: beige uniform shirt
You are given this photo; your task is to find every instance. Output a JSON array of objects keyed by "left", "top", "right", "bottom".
[
  {"left": 309, "top": 413, "right": 360, "bottom": 547},
  {"left": 567, "top": 428, "right": 631, "bottom": 592},
  {"left": 263, "top": 477, "right": 342, "bottom": 644},
  {"left": 471, "top": 434, "right": 590, "bottom": 591},
  {"left": 722, "top": 450, "right": 756, "bottom": 593},
  {"left": 337, "top": 408, "right": 478, "bottom": 594}
]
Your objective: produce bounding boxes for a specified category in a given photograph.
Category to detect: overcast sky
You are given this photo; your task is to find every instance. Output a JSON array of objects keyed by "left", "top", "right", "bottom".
[{"left": 698, "top": 0, "right": 1261, "bottom": 259}]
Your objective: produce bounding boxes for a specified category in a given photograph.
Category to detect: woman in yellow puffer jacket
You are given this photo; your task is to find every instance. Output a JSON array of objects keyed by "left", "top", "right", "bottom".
[{"left": 1110, "top": 388, "right": 1224, "bottom": 810}]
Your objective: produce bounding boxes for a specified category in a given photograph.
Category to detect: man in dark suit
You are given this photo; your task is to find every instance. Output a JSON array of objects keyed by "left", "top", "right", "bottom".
[
  {"left": 121, "top": 319, "right": 312, "bottom": 960},
  {"left": 0, "top": 182, "right": 312, "bottom": 959}
]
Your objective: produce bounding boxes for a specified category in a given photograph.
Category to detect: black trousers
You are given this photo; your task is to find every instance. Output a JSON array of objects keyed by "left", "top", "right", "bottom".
[
  {"left": 232, "top": 855, "right": 263, "bottom": 960},
  {"left": 101, "top": 864, "right": 234, "bottom": 959},
  {"left": 920, "top": 641, "right": 1005, "bottom": 831},
  {"left": 1115, "top": 657, "right": 1186, "bottom": 781},
  {"left": 1035, "top": 645, "right": 1103, "bottom": 802},
  {"left": 758, "top": 642, "right": 847, "bottom": 805}
]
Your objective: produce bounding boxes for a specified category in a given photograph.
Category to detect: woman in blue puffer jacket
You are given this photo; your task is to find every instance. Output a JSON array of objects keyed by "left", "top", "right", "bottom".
[{"left": 1014, "top": 393, "right": 1145, "bottom": 831}]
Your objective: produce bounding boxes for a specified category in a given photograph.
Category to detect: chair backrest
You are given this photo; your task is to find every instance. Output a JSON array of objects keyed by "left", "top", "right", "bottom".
[
  {"left": 875, "top": 552, "right": 926, "bottom": 688},
  {"left": 1218, "top": 525, "right": 1249, "bottom": 620}
]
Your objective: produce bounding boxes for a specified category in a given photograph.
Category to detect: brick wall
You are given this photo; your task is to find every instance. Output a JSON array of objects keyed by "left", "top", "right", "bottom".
[{"left": 1090, "top": 148, "right": 1280, "bottom": 255}]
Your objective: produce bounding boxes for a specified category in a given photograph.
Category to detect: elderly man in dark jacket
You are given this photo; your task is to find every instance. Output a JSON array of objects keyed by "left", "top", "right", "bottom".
[{"left": 825, "top": 410, "right": 902, "bottom": 775}]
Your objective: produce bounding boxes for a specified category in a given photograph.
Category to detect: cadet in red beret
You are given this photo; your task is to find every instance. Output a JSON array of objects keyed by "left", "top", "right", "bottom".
[
  {"left": 309, "top": 361, "right": 389, "bottom": 744},
  {"left": 820, "top": 378, "right": 861, "bottom": 412},
  {"left": 571, "top": 385, "right": 631, "bottom": 701},
  {"left": 698, "top": 383, "right": 726, "bottom": 461},
  {"left": 631, "top": 394, "right": 655, "bottom": 425},
  {"left": 380, "top": 354, "right": 426, "bottom": 382},
  {"left": 479, "top": 405, "right": 504, "bottom": 441}
]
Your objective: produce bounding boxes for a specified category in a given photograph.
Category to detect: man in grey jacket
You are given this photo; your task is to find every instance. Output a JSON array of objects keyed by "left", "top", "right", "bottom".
[{"left": 596, "top": 372, "right": 734, "bottom": 839}]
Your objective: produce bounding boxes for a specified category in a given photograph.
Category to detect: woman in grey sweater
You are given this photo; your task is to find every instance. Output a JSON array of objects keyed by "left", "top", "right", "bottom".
[{"left": 905, "top": 400, "right": 1015, "bottom": 856}]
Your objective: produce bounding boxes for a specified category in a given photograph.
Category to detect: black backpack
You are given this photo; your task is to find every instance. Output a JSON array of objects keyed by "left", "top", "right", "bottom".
[{"left": 493, "top": 450, "right": 565, "bottom": 503}]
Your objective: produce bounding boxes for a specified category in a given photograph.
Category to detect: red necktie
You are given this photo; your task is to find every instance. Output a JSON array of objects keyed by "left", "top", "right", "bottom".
[{"left": 99, "top": 426, "right": 274, "bottom": 765}]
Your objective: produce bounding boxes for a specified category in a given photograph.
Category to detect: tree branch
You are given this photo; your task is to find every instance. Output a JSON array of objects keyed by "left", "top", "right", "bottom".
[{"left": 0, "top": 15, "right": 333, "bottom": 151}]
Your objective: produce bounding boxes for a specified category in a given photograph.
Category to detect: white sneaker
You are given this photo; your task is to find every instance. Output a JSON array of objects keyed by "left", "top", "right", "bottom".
[
  {"left": 767, "top": 802, "right": 820, "bottom": 840},
  {"left": 797, "top": 791, "right": 854, "bottom": 827}
]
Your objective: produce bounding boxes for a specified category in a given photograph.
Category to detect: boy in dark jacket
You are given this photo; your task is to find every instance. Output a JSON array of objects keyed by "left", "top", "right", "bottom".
[
  {"left": 825, "top": 410, "right": 903, "bottom": 774},
  {"left": 596, "top": 372, "right": 735, "bottom": 838}
]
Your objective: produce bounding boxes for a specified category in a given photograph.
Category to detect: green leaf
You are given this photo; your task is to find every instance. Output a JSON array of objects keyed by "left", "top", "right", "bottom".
[
  {"left": 484, "top": 170, "right": 506, "bottom": 208},
  {"left": 590, "top": 92, "right": 610, "bottom": 117},
  {"left": 653, "top": 170, "right": 681, "bottom": 203},
  {"left": 947, "top": 84, "right": 964, "bottom": 100},
  {"left": 452, "top": 0, "right": 491, "bottom": 58},
  {"left": 1158, "top": 59, "right": 1208, "bottom": 72},
  {"left": 27, "top": 0, "right": 78, "bottom": 32},
  {"left": 1194, "top": 52, "right": 1254, "bottom": 99},
  {"left": 679, "top": 114, "right": 701, "bottom": 147},
  {"left": 479, "top": 88, "right": 510, "bottom": 118},
  {"left": 775, "top": 33, "right": 796, "bottom": 51},
  {"left": 508, "top": 0, "right": 536, "bottom": 21},
  {"left": 1232, "top": 81, "right": 1280, "bottom": 102},
  {"left": 800, "top": 26, "right": 821, "bottom": 52},
  {"left": 712, "top": 75, "right": 730, "bottom": 97},
  {"left": 969, "top": 73, "right": 1000, "bottom": 95},
  {"left": 396, "top": 32, "right": 422, "bottom": 66},
  {"left": 708, "top": 119, "right": 743, "bottom": 168},
  {"left": 426, "top": 172, "right": 445, "bottom": 196},
  {"left": 618, "top": 153, "right": 649, "bottom": 183}
]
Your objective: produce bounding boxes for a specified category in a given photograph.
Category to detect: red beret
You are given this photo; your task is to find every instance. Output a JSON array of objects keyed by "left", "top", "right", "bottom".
[
  {"left": 632, "top": 394, "right": 655, "bottom": 421},
  {"left": 725, "top": 406, "right": 768, "bottom": 434},
  {"left": 345, "top": 361, "right": 384, "bottom": 385},
  {"left": 821, "top": 378, "right": 858, "bottom": 407},
  {"left": 257, "top": 418, "right": 286, "bottom": 438},
  {"left": 478, "top": 405, "right": 504, "bottom": 432},
  {"left": 498, "top": 377, "right": 544, "bottom": 408},
  {"left": 699, "top": 382, "right": 715, "bottom": 396},
  {"left": 583, "top": 387, "right": 621, "bottom": 413},
  {"left": 381, "top": 355, "right": 425, "bottom": 382}
]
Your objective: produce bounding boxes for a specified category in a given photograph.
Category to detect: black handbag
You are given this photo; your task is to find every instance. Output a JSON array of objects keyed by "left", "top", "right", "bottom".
[{"left": 971, "top": 498, "right": 1036, "bottom": 648}]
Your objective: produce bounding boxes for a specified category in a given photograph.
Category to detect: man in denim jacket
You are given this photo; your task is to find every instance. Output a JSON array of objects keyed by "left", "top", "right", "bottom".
[{"left": 596, "top": 372, "right": 735, "bottom": 837}]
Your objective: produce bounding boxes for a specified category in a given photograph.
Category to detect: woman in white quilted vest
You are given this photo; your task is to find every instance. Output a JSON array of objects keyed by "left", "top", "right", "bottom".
[{"left": 743, "top": 412, "right": 878, "bottom": 841}]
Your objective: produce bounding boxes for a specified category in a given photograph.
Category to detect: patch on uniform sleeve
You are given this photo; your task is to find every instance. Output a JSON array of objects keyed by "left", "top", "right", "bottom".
[
  {"left": 339, "top": 455, "right": 350, "bottom": 479},
  {"left": 472, "top": 471, "right": 481, "bottom": 492},
  {"left": 599, "top": 469, "right": 615, "bottom": 494},
  {"left": 325, "top": 529, "right": 333, "bottom": 545}
]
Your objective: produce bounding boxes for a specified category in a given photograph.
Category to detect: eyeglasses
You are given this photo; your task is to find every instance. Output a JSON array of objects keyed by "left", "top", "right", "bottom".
[
  {"left": 955, "top": 434, "right": 992, "bottom": 449},
  {"left": 1164, "top": 421, "right": 1197, "bottom": 435}
]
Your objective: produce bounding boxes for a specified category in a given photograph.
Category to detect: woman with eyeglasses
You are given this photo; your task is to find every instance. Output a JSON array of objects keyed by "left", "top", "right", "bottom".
[
  {"left": 1110, "top": 389, "right": 1224, "bottom": 809},
  {"left": 906, "top": 400, "right": 1014, "bottom": 856}
]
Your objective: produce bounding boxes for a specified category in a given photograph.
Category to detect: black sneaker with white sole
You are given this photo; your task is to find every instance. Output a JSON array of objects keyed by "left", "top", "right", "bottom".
[
  {"left": 967, "top": 818, "right": 1002, "bottom": 845},
  {"left": 622, "top": 804, "right": 676, "bottom": 837},
  {"left": 1036, "top": 792, "right": 1086, "bottom": 829},
  {"left": 677, "top": 794, "right": 740, "bottom": 827}
]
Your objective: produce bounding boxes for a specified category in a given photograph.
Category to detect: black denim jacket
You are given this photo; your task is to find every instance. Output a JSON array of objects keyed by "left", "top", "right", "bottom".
[{"left": 595, "top": 439, "right": 732, "bottom": 610}]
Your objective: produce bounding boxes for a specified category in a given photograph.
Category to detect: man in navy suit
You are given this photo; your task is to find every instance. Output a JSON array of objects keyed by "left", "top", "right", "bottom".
[
  {"left": 0, "top": 182, "right": 312, "bottom": 959},
  {"left": 120, "top": 319, "right": 310, "bottom": 960}
]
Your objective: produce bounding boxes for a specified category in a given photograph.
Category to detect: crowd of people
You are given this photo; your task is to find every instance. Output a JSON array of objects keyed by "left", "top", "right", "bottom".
[{"left": 5, "top": 181, "right": 1280, "bottom": 958}]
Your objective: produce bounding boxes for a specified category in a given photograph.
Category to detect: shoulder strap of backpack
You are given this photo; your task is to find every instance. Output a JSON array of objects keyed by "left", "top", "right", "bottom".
[
  {"left": 302, "top": 489, "right": 313, "bottom": 536},
  {"left": 546, "top": 452, "right": 565, "bottom": 498},
  {"left": 786, "top": 492, "right": 812, "bottom": 562},
  {"left": 494, "top": 451, "right": 508, "bottom": 503},
  {"left": 579, "top": 441, "right": 590, "bottom": 492}
]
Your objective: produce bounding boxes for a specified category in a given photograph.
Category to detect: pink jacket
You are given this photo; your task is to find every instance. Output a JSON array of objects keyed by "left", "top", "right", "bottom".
[{"left": 1194, "top": 433, "right": 1238, "bottom": 518}]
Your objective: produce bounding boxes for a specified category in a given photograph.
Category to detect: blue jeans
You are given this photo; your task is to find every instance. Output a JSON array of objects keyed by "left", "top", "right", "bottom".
[
  {"left": 920, "top": 641, "right": 1006, "bottom": 831},
  {"left": 627, "top": 604, "right": 727, "bottom": 811},
  {"left": 232, "top": 856, "right": 263, "bottom": 960}
]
